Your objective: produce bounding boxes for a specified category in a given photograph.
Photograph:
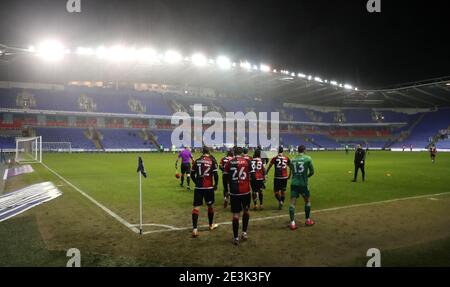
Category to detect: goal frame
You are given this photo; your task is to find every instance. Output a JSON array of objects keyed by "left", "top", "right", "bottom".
[
  {"left": 15, "top": 136, "right": 42, "bottom": 163},
  {"left": 42, "top": 142, "right": 72, "bottom": 153}
]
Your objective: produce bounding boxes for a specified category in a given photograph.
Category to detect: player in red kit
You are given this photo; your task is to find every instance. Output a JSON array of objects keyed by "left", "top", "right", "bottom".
[
  {"left": 251, "top": 149, "right": 266, "bottom": 210},
  {"left": 190, "top": 146, "right": 219, "bottom": 238},
  {"left": 224, "top": 146, "right": 253, "bottom": 245},
  {"left": 266, "top": 146, "right": 291, "bottom": 210},
  {"left": 219, "top": 149, "right": 234, "bottom": 208}
]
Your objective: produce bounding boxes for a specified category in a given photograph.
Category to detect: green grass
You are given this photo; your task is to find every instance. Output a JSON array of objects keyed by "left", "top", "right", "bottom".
[
  {"left": 1, "top": 150, "right": 449, "bottom": 266},
  {"left": 39, "top": 151, "right": 450, "bottom": 228}
]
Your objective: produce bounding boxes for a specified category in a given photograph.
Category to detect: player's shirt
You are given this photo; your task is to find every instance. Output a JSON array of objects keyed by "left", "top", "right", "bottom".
[
  {"left": 178, "top": 149, "right": 193, "bottom": 164},
  {"left": 270, "top": 154, "right": 290, "bottom": 179},
  {"left": 250, "top": 157, "right": 265, "bottom": 181},
  {"left": 192, "top": 154, "right": 218, "bottom": 189},
  {"left": 290, "top": 154, "right": 314, "bottom": 187},
  {"left": 430, "top": 147, "right": 437, "bottom": 155},
  {"left": 224, "top": 155, "right": 252, "bottom": 195},
  {"left": 219, "top": 156, "right": 233, "bottom": 174}
]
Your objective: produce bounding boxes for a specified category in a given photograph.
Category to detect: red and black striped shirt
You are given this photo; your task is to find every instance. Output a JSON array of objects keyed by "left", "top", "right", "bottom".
[
  {"left": 192, "top": 154, "right": 218, "bottom": 189},
  {"left": 270, "top": 155, "right": 290, "bottom": 179},
  {"left": 224, "top": 155, "right": 252, "bottom": 195}
]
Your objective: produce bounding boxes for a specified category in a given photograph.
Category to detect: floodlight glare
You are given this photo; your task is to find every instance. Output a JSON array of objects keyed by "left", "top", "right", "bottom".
[
  {"left": 314, "top": 77, "right": 323, "bottom": 83},
  {"left": 76, "top": 47, "right": 94, "bottom": 56},
  {"left": 330, "top": 81, "right": 338, "bottom": 86},
  {"left": 216, "top": 56, "right": 231, "bottom": 69},
  {"left": 344, "top": 84, "right": 353, "bottom": 90},
  {"left": 298, "top": 73, "right": 306, "bottom": 78},
  {"left": 191, "top": 53, "right": 207, "bottom": 66},
  {"left": 137, "top": 48, "right": 158, "bottom": 63},
  {"left": 37, "top": 40, "right": 65, "bottom": 61},
  {"left": 260, "top": 64, "right": 271, "bottom": 72},
  {"left": 164, "top": 50, "right": 182, "bottom": 64},
  {"left": 240, "top": 61, "right": 251, "bottom": 70},
  {"left": 307, "top": 75, "right": 312, "bottom": 80}
]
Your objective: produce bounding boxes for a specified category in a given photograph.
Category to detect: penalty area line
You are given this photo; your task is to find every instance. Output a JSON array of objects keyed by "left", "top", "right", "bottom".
[
  {"left": 140, "top": 191, "right": 450, "bottom": 235},
  {"left": 40, "top": 162, "right": 141, "bottom": 234}
]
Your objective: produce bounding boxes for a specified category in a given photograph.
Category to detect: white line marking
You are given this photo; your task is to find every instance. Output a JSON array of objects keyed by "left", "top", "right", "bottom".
[
  {"left": 428, "top": 197, "right": 439, "bottom": 201},
  {"left": 40, "top": 162, "right": 140, "bottom": 234},
  {"left": 36, "top": 162, "right": 450, "bottom": 236},
  {"left": 141, "top": 191, "right": 450, "bottom": 235},
  {"left": 3, "top": 169, "right": 7, "bottom": 180}
]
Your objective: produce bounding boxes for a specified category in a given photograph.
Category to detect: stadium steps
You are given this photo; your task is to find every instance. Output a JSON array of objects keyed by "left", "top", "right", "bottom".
[
  {"left": 385, "top": 113, "right": 427, "bottom": 148},
  {"left": 84, "top": 128, "right": 104, "bottom": 150},
  {"left": 140, "top": 129, "right": 160, "bottom": 150}
]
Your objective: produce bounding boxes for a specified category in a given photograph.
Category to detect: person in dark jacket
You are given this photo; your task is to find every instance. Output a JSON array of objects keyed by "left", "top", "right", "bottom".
[{"left": 352, "top": 144, "right": 366, "bottom": 182}]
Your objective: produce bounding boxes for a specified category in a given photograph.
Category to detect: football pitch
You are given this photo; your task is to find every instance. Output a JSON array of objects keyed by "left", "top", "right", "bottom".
[{"left": 1, "top": 151, "right": 450, "bottom": 266}]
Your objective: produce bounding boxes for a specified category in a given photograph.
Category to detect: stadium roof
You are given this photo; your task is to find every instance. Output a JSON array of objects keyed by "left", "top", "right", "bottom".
[{"left": 1, "top": 43, "right": 449, "bottom": 109}]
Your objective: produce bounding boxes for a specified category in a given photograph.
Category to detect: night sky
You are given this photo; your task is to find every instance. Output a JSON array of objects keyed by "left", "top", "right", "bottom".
[{"left": 0, "top": 0, "right": 449, "bottom": 89}]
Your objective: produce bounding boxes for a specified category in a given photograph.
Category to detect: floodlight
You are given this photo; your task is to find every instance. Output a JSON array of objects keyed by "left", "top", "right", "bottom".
[
  {"left": 37, "top": 40, "right": 65, "bottom": 61},
  {"left": 314, "top": 77, "right": 323, "bottom": 83},
  {"left": 240, "top": 61, "right": 251, "bottom": 70},
  {"left": 96, "top": 46, "right": 108, "bottom": 59},
  {"left": 137, "top": 48, "right": 158, "bottom": 63},
  {"left": 191, "top": 53, "right": 207, "bottom": 66},
  {"left": 76, "top": 47, "right": 94, "bottom": 56},
  {"left": 217, "top": 56, "right": 231, "bottom": 69},
  {"left": 164, "top": 50, "right": 182, "bottom": 64},
  {"left": 307, "top": 75, "right": 312, "bottom": 80},
  {"left": 260, "top": 64, "right": 271, "bottom": 72},
  {"left": 344, "top": 84, "right": 353, "bottom": 90},
  {"left": 298, "top": 73, "right": 306, "bottom": 78},
  {"left": 330, "top": 81, "right": 338, "bottom": 86}
]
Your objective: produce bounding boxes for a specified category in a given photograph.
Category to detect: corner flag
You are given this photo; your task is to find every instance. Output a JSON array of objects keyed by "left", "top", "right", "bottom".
[
  {"left": 137, "top": 157, "right": 147, "bottom": 178},
  {"left": 137, "top": 156, "right": 147, "bottom": 235}
]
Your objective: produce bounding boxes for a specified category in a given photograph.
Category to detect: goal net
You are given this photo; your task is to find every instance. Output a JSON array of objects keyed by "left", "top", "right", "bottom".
[
  {"left": 15, "top": 136, "right": 42, "bottom": 163},
  {"left": 42, "top": 142, "right": 72, "bottom": 153}
]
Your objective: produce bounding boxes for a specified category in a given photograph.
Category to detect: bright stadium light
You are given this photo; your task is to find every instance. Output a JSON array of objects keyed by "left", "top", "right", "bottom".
[
  {"left": 260, "top": 64, "right": 271, "bottom": 72},
  {"left": 191, "top": 53, "right": 207, "bottom": 66},
  {"left": 307, "top": 75, "right": 312, "bottom": 80},
  {"left": 137, "top": 48, "right": 158, "bottom": 63},
  {"left": 216, "top": 56, "right": 231, "bottom": 69},
  {"left": 240, "top": 61, "right": 252, "bottom": 70},
  {"left": 314, "top": 77, "right": 323, "bottom": 83},
  {"left": 37, "top": 40, "right": 65, "bottom": 61},
  {"left": 96, "top": 46, "right": 108, "bottom": 59},
  {"left": 344, "top": 84, "right": 353, "bottom": 90},
  {"left": 164, "top": 50, "right": 182, "bottom": 64},
  {"left": 76, "top": 47, "right": 94, "bottom": 56},
  {"left": 330, "top": 80, "right": 338, "bottom": 86},
  {"left": 298, "top": 73, "right": 306, "bottom": 78}
]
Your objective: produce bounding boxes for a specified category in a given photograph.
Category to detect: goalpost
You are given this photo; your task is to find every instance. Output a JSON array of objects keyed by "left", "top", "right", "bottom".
[
  {"left": 42, "top": 142, "right": 72, "bottom": 153},
  {"left": 15, "top": 136, "right": 42, "bottom": 163}
]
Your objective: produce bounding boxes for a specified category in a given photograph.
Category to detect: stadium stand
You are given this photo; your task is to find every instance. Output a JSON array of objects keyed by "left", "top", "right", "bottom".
[{"left": 1, "top": 84, "right": 449, "bottom": 150}]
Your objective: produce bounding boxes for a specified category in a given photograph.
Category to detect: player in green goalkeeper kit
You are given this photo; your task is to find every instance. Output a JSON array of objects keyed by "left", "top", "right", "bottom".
[{"left": 288, "top": 145, "right": 315, "bottom": 230}]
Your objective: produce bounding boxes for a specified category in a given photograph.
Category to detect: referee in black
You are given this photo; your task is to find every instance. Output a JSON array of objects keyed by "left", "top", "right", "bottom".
[{"left": 352, "top": 144, "right": 366, "bottom": 182}]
